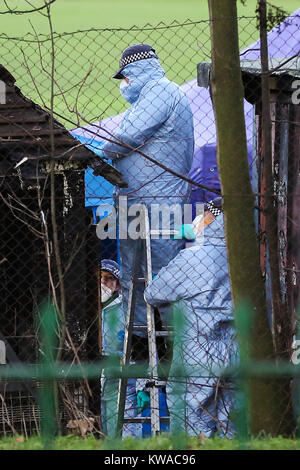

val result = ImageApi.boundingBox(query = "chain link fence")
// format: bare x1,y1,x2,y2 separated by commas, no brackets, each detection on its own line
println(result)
0,11,300,443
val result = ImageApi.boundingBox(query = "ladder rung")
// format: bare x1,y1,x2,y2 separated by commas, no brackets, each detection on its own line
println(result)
150,230,178,236
133,326,173,337
129,278,146,284
133,325,173,331
145,380,167,388
123,416,170,424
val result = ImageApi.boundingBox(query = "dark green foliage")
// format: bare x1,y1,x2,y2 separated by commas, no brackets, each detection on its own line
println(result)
256,2,290,31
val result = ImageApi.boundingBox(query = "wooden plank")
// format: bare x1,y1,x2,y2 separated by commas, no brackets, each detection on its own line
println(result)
0,135,77,146
0,112,48,124
287,105,300,321
0,102,33,109
0,127,65,138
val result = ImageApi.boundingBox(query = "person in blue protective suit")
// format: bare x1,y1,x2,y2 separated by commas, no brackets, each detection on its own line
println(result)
100,259,142,438
90,43,195,346
144,198,239,437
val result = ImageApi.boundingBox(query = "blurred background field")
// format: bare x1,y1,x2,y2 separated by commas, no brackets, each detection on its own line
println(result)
0,0,298,127
0,0,298,129
1,0,298,34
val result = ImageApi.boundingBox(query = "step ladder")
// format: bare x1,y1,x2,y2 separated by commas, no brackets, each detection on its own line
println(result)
115,205,170,437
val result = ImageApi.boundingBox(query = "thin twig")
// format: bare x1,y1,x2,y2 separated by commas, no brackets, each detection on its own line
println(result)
0,0,56,15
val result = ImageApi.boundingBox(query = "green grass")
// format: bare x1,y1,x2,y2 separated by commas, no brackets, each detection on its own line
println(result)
1,0,298,35
2,0,211,35
0,433,300,450
0,0,298,128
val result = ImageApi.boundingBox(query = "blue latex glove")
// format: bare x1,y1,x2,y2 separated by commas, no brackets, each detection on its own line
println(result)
173,224,195,240
137,390,150,413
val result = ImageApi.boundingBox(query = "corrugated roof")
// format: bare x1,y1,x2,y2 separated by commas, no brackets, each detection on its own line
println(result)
197,57,300,88
240,57,300,77
0,64,127,187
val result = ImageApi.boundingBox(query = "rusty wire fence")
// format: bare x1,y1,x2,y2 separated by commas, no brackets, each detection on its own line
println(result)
0,12,300,444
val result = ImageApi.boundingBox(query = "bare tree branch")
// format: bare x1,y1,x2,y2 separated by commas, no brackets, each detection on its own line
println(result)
0,0,56,15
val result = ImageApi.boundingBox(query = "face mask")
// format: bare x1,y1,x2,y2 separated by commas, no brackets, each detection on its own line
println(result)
120,79,129,91
119,79,133,103
101,284,113,303
119,78,141,104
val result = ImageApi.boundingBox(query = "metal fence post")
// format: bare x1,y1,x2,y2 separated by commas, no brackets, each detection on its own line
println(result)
39,302,59,449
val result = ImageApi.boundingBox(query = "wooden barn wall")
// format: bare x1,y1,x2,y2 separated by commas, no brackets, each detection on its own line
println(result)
255,86,300,348
287,104,300,327
0,176,49,363
0,170,100,434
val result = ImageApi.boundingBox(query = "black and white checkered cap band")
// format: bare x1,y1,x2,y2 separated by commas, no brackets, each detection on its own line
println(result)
206,201,221,217
101,264,120,279
110,266,120,278
120,51,158,68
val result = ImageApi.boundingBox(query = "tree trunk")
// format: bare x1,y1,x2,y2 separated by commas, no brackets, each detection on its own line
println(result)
208,0,293,436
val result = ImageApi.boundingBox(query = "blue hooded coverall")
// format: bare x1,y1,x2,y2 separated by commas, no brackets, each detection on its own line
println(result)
98,57,194,333
101,296,141,438
144,214,238,437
